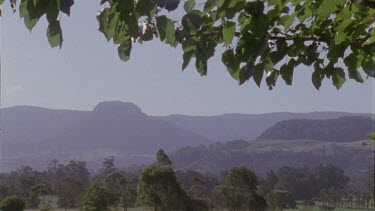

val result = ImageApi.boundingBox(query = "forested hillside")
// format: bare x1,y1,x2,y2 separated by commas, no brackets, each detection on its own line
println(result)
258,116,375,141
170,139,374,187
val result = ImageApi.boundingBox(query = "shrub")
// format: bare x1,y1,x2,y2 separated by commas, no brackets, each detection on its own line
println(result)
0,195,26,211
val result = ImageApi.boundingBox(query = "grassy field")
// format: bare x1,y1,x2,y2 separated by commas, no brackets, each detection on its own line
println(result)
26,209,150,211
285,206,373,211
27,208,373,211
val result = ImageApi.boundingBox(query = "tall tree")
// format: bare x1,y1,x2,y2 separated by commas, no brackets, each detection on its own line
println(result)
220,166,266,211
103,172,136,211
156,149,172,166
136,163,190,211
29,182,53,209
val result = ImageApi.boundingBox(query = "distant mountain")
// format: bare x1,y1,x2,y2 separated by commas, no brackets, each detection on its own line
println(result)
0,101,372,171
161,112,373,142
258,116,375,142
0,101,211,170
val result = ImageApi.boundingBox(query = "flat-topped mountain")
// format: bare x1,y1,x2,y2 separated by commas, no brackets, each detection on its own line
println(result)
0,101,210,170
0,101,372,170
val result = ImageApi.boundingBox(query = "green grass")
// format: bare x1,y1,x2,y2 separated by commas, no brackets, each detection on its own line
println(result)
26,208,149,211
285,206,373,211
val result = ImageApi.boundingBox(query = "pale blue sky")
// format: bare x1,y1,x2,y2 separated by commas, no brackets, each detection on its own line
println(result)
0,0,374,115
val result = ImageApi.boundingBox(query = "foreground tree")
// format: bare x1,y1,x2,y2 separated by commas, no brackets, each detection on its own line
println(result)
103,172,136,211
266,190,297,210
0,195,26,211
220,166,267,211
29,182,54,209
136,163,191,210
0,0,373,89
81,184,119,211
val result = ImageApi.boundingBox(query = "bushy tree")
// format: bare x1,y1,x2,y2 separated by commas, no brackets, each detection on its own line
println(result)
0,195,26,211
220,166,267,211
103,172,136,211
29,182,53,209
81,184,119,211
136,163,191,211
266,190,297,210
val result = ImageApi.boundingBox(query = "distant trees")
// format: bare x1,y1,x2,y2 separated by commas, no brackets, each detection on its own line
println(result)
313,164,349,191
46,160,90,210
0,154,371,211
274,166,317,200
263,165,350,201
319,188,374,209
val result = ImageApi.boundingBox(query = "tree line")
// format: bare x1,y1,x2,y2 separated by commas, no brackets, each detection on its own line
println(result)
0,149,373,211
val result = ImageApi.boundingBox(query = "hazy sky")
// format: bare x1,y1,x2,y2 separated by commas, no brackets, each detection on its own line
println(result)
0,0,374,116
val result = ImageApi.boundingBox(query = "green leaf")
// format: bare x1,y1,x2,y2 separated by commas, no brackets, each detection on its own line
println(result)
317,0,346,20
60,0,74,16
125,14,139,38
182,12,202,34
184,0,195,12
312,70,323,90
204,0,219,12
140,26,154,42
361,57,375,78
253,63,264,87
368,132,375,140
46,20,63,48
222,49,240,80
250,14,269,37
239,17,251,34
239,59,255,85
19,0,40,31
195,58,207,76
332,67,346,90
156,15,176,45
266,70,279,90
245,1,264,17
344,53,364,83
136,0,157,18
182,50,194,71
312,61,324,90
118,41,132,62
280,59,295,85
236,36,268,60
283,13,296,31
223,21,236,45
